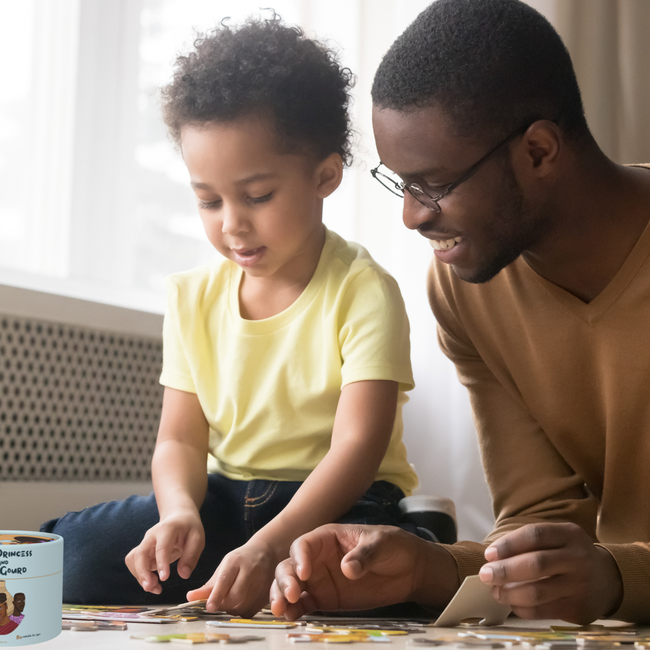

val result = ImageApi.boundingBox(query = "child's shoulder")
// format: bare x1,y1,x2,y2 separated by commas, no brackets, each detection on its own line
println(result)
164,257,234,300
325,229,397,287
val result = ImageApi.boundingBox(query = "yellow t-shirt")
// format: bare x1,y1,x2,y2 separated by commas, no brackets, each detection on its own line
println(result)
160,228,418,494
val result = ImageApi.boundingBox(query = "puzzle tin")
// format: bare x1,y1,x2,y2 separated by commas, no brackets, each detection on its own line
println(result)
0,531,63,646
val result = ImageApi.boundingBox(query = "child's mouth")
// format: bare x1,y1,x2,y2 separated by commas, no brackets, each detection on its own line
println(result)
232,246,266,266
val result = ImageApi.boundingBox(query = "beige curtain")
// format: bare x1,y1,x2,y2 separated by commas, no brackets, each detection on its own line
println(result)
554,0,650,164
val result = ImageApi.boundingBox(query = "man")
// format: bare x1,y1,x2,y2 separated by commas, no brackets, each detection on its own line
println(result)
9,593,25,625
270,0,650,625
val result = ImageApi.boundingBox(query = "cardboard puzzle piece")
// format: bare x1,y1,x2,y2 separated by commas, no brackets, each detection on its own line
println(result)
207,619,298,629
306,620,427,633
433,576,511,627
141,600,210,617
62,619,128,631
131,632,264,644
408,636,505,648
288,632,392,643
305,625,409,636
62,601,217,624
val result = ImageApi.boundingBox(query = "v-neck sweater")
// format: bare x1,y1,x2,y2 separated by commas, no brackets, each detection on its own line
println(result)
428,165,650,622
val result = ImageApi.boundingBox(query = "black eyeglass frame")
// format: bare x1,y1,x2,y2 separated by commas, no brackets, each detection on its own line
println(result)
370,122,533,213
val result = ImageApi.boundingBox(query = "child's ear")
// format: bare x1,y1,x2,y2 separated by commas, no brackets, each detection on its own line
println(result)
315,153,343,199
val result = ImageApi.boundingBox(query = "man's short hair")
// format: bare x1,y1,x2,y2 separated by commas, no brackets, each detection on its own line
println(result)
372,0,589,141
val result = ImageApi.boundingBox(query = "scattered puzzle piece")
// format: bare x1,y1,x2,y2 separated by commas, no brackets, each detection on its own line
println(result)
407,639,448,646
407,635,505,647
62,619,128,631
289,632,390,644
141,600,211,617
131,632,264,644
208,619,298,629
577,634,644,643
305,626,408,636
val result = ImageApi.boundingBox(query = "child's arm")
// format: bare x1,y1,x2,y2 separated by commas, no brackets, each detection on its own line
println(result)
125,386,210,594
188,378,399,615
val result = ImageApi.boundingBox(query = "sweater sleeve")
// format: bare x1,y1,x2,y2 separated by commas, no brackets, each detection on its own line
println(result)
596,544,650,623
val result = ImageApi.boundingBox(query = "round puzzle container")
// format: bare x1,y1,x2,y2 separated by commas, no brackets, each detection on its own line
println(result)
0,531,63,646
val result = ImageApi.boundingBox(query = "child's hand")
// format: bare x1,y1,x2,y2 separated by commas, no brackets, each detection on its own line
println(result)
187,538,279,617
125,510,205,594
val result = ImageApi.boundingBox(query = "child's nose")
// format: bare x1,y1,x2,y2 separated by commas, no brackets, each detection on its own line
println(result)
221,204,249,235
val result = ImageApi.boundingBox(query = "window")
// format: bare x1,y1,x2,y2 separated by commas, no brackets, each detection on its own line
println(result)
1,0,415,312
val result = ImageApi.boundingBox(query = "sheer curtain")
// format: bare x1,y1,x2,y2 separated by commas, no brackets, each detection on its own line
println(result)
1,0,649,541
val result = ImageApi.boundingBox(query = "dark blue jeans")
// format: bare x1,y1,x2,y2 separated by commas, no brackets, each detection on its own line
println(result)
40,474,408,605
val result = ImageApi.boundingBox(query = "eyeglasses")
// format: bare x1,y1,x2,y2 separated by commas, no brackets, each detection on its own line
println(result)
370,123,531,213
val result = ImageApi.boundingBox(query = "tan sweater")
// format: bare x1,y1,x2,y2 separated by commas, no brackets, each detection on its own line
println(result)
428,170,650,623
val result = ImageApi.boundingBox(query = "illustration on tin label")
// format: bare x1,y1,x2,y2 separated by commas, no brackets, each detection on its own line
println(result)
0,584,27,635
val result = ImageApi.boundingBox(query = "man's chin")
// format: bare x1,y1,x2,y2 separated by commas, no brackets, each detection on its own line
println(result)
451,245,525,284
451,263,502,285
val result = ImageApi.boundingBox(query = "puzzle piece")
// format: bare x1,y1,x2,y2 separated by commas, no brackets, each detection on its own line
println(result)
434,576,511,627
62,610,178,623
62,619,128,631
208,619,298,629
288,632,390,644
131,632,264,644
305,626,408,636
307,622,424,633
577,634,646,643
141,600,211,617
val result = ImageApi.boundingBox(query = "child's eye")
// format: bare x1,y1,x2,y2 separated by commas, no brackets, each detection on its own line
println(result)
198,199,222,210
249,192,273,205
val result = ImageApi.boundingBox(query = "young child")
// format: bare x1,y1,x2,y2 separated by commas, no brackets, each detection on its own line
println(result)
41,14,418,616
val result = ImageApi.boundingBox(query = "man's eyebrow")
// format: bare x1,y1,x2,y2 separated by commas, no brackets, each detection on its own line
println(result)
190,172,276,190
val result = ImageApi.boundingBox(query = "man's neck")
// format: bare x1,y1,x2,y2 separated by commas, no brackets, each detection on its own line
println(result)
522,150,650,303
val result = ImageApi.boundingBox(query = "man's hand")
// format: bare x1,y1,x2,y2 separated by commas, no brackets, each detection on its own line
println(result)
478,522,623,624
125,510,205,594
187,538,280,618
270,523,457,621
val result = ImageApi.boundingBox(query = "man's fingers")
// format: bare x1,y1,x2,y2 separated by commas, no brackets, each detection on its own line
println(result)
270,584,318,622
485,522,581,562
493,573,574,608
339,527,399,580
269,579,288,616
492,575,592,624
480,548,575,585
341,551,366,580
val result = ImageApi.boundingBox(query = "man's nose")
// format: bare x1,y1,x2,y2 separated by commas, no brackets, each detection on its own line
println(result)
402,193,435,231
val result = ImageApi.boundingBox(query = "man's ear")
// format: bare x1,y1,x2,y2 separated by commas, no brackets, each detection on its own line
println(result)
518,120,562,176
316,153,344,198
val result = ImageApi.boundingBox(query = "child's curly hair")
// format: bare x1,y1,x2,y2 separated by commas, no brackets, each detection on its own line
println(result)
161,13,355,166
